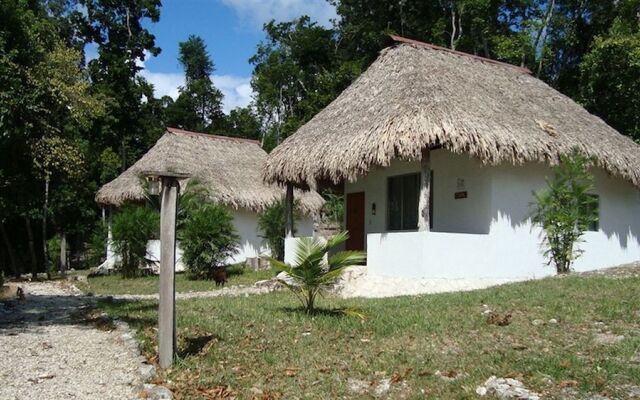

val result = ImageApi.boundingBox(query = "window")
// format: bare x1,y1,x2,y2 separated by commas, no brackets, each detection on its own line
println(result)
586,194,599,232
387,173,423,231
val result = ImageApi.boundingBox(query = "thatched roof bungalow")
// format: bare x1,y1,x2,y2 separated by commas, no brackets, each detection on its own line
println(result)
265,36,640,284
97,127,323,214
97,128,323,269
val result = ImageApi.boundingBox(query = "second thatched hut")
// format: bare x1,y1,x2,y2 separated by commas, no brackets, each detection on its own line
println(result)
96,127,324,272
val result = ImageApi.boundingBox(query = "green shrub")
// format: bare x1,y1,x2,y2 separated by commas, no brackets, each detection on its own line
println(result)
258,199,302,261
530,149,599,274
321,191,344,228
269,231,366,314
112,205,159,278
180,203,239,279
47,234,61,270
86,223,108,268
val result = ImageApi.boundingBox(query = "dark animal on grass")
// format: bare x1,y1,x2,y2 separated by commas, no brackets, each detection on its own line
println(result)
486,311,512,326
212,268,227,287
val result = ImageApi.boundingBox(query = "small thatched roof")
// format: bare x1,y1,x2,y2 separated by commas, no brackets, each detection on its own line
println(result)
264,36,640,189
96,128,324,214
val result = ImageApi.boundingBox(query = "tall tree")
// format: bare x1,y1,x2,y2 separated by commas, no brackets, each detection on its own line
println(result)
250,17,353,149
1,0,103,277
579,0,640,142
165,35,224,132
76,0,163,172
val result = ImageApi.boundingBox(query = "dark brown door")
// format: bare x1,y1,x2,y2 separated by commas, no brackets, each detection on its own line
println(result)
346,192,365,251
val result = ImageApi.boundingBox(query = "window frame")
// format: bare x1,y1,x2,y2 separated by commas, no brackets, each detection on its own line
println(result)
386,172,431,232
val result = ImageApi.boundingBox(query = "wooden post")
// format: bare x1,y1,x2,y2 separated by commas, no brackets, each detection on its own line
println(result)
60,232,67,276
418,148,431,232
158,177,179,369
285,182,294,238
106,208,114,264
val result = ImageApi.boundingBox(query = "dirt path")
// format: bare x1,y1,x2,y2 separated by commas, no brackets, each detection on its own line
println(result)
0,281,148,400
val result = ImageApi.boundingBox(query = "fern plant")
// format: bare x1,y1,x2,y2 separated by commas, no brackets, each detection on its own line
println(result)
268,232,366,314
530,149,599,274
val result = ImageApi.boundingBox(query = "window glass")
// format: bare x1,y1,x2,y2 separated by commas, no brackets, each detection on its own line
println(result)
387,173,420,231
586,194,599,232
387,176,403,231
402,174,419,230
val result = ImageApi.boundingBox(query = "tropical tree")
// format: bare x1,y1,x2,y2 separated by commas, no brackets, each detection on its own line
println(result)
530,149,599,274
579,10,640,143
165,35,224,132
180,203,239,279
258,199,301,261
269,232,366,313
111,205,159,278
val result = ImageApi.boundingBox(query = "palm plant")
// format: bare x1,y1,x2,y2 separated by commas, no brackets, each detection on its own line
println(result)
268,231,366,314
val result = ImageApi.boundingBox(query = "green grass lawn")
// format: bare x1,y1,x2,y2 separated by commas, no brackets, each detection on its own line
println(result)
79,265,274,295
97,272,640,399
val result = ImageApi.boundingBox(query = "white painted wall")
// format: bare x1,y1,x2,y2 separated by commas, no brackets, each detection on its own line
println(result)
332,151,640,279
345,151,493,248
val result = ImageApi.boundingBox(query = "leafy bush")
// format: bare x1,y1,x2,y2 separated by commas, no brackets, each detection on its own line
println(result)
112,205,159,278
321,190,344,228
180,203,240,279
47,234,61,270
269,232,366,313
530,149,599,274
86,223,108,268
258,199,302,261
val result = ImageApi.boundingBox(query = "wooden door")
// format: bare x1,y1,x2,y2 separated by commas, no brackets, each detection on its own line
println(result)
346,192,365,251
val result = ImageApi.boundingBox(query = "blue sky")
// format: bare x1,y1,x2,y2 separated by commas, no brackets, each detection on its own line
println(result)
137,0,337,112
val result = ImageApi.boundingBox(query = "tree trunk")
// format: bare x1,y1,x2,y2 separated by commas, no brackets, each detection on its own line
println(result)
285,183,294,238
0,223,19,277
418,148,432,232
60,231,67,277
25,217,38,280
42,175,50,279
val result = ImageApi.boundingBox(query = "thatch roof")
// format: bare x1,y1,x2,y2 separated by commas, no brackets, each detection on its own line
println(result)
96,128,324,214
264,36,640,189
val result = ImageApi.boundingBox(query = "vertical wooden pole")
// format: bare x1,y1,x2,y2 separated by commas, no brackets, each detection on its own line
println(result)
418,148,431,232
159,177,179,369
60,232,67,276
285,182,294,238
106,208,114,264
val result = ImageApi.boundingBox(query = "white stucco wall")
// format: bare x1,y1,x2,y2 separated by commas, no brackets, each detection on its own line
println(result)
345,151,493,245
342,151,640,279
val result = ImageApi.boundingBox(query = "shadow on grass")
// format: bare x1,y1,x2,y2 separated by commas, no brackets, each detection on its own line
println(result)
279,306,365,319
178,333,223,358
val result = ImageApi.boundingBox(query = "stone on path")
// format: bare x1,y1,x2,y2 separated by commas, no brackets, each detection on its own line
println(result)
593,333,625,345
476,376,541,400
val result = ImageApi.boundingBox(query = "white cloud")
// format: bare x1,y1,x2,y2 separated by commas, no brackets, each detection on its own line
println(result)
139,69,253,113
213,75,253,111
220,0,337,29
139,70,185,100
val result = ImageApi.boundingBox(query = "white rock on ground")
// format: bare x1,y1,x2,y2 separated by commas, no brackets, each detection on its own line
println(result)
0,281,151,400
476,376,541,400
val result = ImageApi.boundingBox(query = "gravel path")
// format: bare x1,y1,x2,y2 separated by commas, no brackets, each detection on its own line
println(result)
0,281,148,400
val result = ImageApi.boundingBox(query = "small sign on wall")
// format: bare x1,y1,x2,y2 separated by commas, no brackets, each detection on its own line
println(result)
454,191,468,199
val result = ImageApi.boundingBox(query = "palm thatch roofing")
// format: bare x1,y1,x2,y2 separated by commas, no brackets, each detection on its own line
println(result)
96,128,324,214
264,36,640,189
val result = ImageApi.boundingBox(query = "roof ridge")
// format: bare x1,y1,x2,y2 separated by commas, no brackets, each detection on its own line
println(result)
390,35,532,74
166,127,261,145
